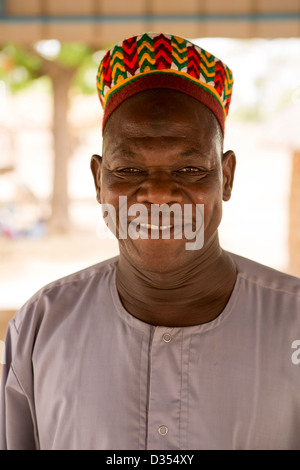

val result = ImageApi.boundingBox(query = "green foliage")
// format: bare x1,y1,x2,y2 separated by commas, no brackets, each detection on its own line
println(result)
230,106,263,122
0,41,100,95
0,43,43,92
57,43,92,68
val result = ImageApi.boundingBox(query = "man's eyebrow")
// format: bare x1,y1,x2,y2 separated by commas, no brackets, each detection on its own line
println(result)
108,149,138,159
179,148,210,159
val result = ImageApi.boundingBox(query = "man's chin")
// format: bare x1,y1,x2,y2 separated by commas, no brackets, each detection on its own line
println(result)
119,238,200,274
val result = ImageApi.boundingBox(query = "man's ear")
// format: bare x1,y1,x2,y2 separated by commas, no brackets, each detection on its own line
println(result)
90,154,102,203
222,150,236,201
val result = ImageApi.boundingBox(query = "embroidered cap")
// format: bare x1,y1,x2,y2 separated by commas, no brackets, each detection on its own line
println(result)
96,33,233,135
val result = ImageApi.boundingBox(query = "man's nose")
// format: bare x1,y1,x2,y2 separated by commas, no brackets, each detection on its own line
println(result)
136,170,183,205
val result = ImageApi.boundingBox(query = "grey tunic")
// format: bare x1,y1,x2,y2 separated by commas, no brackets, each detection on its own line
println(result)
1,252,300,450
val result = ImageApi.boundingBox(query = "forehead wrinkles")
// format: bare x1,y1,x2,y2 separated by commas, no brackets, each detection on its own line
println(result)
104,111,197,142
103,131,222,164
103,116,213,153
104,134,210,160
103,127,194,159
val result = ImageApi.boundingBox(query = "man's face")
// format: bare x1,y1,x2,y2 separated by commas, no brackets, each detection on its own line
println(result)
91,89,235,273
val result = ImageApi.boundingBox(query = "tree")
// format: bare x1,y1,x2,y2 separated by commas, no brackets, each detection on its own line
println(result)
0,42,96,233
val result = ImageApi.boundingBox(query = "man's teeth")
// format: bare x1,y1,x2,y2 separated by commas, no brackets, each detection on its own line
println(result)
140,223,173,230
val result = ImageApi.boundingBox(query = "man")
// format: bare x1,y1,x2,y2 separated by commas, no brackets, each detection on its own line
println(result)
1,33,300,450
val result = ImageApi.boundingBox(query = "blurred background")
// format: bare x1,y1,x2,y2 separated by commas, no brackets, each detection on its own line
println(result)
0,0,300,345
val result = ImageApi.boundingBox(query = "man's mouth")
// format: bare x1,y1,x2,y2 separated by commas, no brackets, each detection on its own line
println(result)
128,220,183,239
102,199,204,248
139,223,173,230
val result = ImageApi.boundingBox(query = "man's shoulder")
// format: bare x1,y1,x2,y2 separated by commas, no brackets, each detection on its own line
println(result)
35,255,119,297
43,255,119,290
13,256,119,331
228,251,300,298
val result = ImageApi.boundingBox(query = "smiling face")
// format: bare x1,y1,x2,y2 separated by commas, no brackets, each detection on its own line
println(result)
91,89,236,273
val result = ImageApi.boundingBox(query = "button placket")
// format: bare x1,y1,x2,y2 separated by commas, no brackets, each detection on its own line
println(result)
147,327,183,449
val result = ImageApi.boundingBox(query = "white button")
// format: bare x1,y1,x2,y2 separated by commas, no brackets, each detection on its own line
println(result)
162,333,172,343
158,425,169,436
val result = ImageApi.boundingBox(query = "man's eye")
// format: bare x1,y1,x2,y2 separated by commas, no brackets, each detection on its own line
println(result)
178,167,202,173
117,168,143,174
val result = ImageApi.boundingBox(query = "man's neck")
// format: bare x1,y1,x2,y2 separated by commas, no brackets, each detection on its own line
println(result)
116,234,237,327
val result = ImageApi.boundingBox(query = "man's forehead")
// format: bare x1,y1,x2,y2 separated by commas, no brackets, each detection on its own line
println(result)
103,105,222,161
103,89,222,146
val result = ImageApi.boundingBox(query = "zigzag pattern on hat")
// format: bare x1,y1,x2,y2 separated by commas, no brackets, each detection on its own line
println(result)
96,33,234,133
171,36,188,70
123,36,139,75
153,33,172,69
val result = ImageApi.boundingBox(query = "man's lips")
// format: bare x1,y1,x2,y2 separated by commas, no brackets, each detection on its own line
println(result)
126,219,196,239
138,223,173,230
130,222,177,239
126,217,197,227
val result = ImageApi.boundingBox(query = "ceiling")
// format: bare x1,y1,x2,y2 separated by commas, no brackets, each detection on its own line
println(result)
1,0,300,46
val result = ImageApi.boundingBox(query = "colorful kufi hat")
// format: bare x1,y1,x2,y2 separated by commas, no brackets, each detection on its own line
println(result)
96,33,233,135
